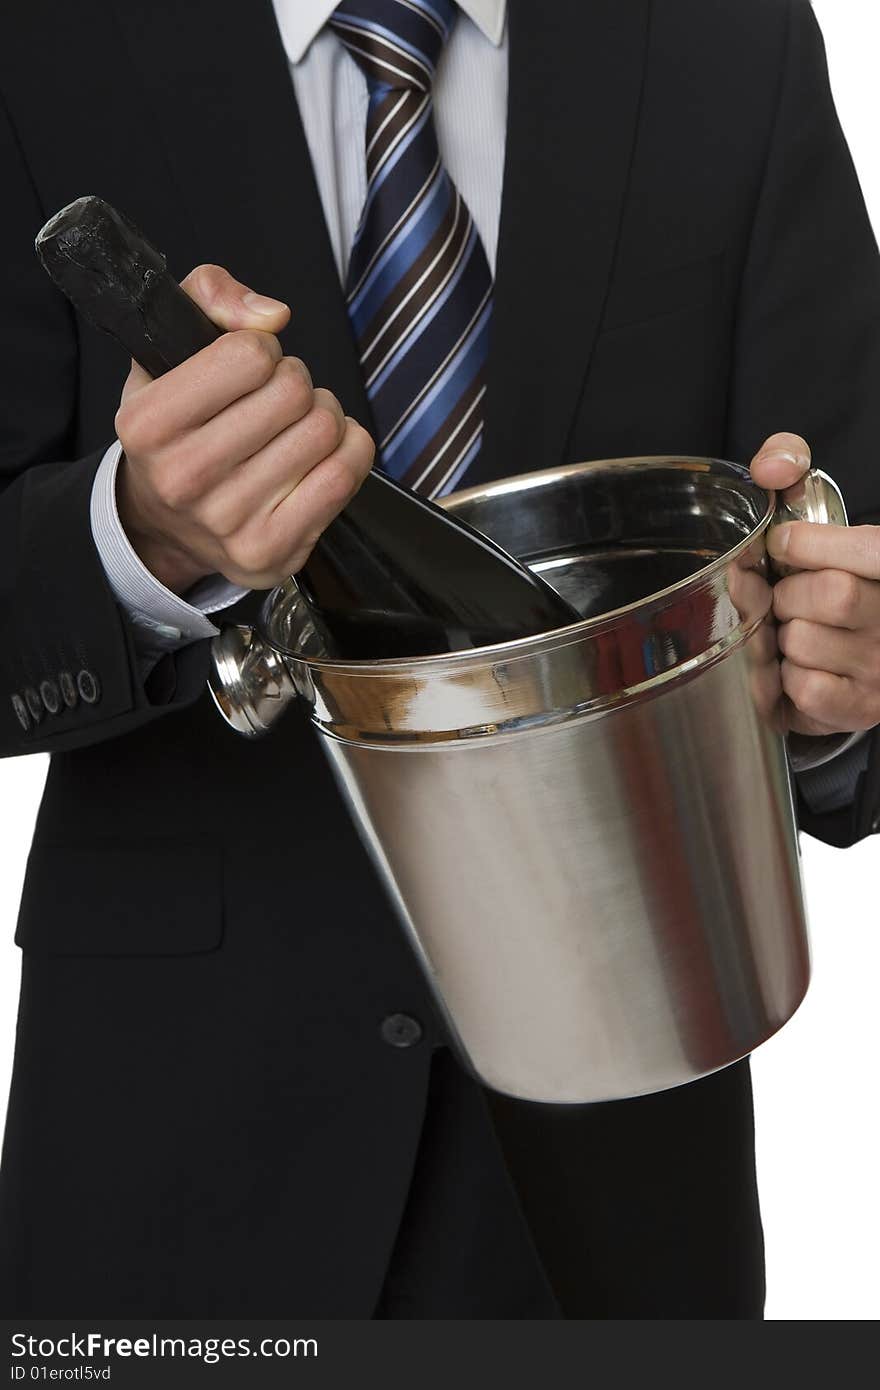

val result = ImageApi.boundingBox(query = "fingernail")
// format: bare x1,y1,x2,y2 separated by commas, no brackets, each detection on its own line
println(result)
242,290,288,317
760,450,802,468
769,524,791,554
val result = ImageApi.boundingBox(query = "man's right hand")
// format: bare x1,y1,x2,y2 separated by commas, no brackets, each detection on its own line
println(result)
114,263,375,595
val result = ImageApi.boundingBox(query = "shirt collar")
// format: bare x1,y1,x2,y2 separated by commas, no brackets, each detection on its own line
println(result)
274,0,507,65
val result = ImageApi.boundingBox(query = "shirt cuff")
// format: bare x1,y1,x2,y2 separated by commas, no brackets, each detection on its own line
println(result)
90,440,249,649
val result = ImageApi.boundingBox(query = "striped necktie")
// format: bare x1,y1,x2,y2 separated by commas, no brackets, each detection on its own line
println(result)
329,0,493,497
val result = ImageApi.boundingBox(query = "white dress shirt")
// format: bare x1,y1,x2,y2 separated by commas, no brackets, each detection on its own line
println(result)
89,0,509,656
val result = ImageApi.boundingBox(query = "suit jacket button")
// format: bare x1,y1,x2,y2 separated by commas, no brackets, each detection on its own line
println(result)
76,669,101,705
39,679,61,715
59,671,78,708
11,694,30,732
380,1013,423,1048
24,687,44,722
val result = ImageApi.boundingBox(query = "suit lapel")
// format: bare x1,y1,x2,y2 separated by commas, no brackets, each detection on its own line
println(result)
113,0,373,429
473,0,652,486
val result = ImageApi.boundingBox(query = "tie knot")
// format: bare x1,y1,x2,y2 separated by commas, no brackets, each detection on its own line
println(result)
329,0,456,93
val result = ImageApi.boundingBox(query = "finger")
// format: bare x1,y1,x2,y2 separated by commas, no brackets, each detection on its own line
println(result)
772,569,880,631
180,263,291,335
777,618,880,681
786,706,849,738
749,433,811,490
254,389,349,512
767,520,880,580
781,659,873,733
200,390,352,535
115,329,284,447
263,416,375,558
186,357,314,482
782,661,854,727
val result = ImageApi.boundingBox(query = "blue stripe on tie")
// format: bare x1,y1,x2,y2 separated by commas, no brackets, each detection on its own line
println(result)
367,219,478,392
347,161,444,316
382,298,491,462
350,174,451,332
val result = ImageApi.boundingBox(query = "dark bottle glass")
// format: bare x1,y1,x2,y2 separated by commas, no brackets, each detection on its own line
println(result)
36,197,579,658
295,470,578,659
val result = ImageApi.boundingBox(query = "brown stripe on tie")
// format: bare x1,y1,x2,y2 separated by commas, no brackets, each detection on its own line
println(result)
366,89,429,183
402,365,487,494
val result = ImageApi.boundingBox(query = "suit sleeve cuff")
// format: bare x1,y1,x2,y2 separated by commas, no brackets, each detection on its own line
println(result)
797,731,871,815
89,439,249,645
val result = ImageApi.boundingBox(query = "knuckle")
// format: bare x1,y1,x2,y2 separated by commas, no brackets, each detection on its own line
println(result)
782,618,810,664
324,455,362,511
795,670,829,717
286,355,313,390
829,570,860,623
227,329,279,380
274,357,313,414
770,585,788,621
188,263,226,303
115,398,157,455
153,439,225,510
200,501,238,542
152,458,198,511
350,420,377,473
309,400,345,454
224,531,269,577
159,434,225,509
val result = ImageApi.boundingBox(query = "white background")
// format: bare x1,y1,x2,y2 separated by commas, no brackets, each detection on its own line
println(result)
0,0,878,1322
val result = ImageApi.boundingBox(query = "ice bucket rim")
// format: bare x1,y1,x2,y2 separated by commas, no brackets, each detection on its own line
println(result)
258,455,774,676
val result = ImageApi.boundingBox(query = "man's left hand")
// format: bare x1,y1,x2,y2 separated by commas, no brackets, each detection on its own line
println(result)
751,432,880,737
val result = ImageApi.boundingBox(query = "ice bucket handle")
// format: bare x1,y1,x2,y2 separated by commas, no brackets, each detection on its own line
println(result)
767,468,859,773
767,467,849,576
208,622,298,738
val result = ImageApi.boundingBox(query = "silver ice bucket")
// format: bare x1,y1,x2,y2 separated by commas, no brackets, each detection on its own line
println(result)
210,457,849,1103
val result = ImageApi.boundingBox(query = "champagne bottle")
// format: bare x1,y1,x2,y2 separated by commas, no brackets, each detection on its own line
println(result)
36,198,579,659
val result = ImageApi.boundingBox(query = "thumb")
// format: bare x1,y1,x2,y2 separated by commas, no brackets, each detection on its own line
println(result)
119,263,291,403
750,432,812,490
180,262,291,335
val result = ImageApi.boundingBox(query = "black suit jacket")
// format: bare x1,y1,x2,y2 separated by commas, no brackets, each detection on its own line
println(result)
0,0,878,1315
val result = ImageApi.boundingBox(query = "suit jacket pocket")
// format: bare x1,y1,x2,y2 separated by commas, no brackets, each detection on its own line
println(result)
600,249,725,333
15,842,224,956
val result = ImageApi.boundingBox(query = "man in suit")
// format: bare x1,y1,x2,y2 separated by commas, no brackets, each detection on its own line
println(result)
1,0,879,1319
